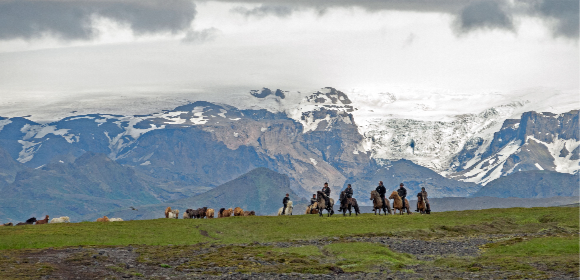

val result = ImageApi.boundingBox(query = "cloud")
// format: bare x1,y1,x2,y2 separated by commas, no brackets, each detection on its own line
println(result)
454,0,514,33
0,0,196,41
218,0,577,40
231,5,295,18
528,0,579,39
182,27,222,44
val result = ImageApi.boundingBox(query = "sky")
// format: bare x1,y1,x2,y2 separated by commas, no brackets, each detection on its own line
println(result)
0,0,578,121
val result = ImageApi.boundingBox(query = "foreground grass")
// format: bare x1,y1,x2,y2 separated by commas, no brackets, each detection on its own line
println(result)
0,207,578,278
0,207,577,250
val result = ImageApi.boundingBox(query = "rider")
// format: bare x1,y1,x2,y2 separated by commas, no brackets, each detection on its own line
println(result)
282,193,290,214
345,184,353,199
375,181,387,208
397,183,407,209
322,182,331,208
421,187,431,213
310,194,317,207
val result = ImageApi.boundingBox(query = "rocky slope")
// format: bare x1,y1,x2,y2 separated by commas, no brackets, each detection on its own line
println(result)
449,110,579,184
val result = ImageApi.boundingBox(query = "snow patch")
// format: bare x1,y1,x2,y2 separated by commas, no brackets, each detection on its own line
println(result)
310,158,318,166
140,161,151,166
534,163,544,170
17,140,42,163
0,119,12,132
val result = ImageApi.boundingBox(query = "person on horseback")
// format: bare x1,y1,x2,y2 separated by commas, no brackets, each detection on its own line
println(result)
376,181,387,208
345,184,353,199
282,193,290,215
310,194,317,207
322,182,331,208
421,187,431,213
397,183,407,209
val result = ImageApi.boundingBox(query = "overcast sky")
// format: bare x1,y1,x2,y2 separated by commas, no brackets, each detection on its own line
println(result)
0,0,577,120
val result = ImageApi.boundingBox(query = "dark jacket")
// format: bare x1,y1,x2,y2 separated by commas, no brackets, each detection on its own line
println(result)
397,187,407,198
310,198,317,205
283,197,290,204
345,187,353,197
322,186,331,197
376,185,386,196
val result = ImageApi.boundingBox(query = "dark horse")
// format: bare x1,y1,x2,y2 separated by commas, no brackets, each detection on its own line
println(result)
339,191,361,216
316,191,334,217
16,217,37,226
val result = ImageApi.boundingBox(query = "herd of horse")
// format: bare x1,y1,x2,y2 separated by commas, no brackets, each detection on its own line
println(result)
1,189,429,226
163,206,257,219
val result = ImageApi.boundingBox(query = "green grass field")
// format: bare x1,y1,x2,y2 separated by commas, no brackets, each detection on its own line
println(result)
0,207,578,278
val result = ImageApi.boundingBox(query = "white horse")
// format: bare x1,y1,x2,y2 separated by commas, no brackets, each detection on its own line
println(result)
277,201,293,216
109,218,124,222
168,209,179,219
50,216,70,223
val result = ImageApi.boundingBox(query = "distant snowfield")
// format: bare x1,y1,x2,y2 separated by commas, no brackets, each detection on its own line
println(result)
0,86,576,123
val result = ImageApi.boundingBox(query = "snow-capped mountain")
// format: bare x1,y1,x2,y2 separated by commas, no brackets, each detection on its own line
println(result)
449,110,579,184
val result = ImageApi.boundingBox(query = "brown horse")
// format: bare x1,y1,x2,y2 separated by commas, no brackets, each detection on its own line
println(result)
206,208,215,218
416,192,427,214
96,216,110,222
339,191,360,216
165,207,172,218
316,191,334,217
35,215,49,225
389,191,412,215
370,190,392,215
305,203,319,214
233,207,244,216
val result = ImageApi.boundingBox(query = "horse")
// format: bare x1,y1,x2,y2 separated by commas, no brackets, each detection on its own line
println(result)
206,208,215,218
234,207,244,216
50,216,70,223
1,223,13,226
339,191,360,216
370,190,392,215
416,192,427,214
168,209,179,219
16,217,36,226
109,218,123,222
96,216,110,222
389,191,412,215
165,207,172,218
316,191,334,217
183,209,194,219
198,207,208,218
243,210,256,216
219,208,233,218
277,201,293,216
305,203,319,214
35,215,49,225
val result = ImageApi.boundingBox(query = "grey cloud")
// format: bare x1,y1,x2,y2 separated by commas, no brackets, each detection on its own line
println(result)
528,0,579,39
455,0,514,33
219,0,577,40
231,5,295,18
182,27,221,44
0,0,196,41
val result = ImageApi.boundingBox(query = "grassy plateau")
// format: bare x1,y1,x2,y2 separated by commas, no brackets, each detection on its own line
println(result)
0,206,578,279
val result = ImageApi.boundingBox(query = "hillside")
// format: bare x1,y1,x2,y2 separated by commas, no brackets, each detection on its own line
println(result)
93,167,306,220
0,152,171,222
349,159,480,206
472,170,580,198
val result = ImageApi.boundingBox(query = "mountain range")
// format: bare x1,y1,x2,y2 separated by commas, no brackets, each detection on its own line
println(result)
0,88,577,221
